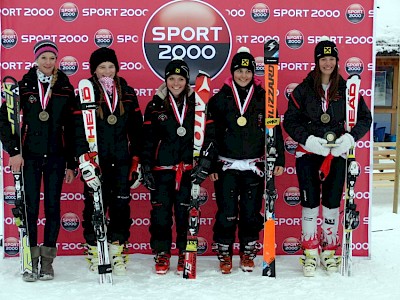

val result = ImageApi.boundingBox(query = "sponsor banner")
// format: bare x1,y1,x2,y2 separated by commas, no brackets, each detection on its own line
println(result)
1,0,373,257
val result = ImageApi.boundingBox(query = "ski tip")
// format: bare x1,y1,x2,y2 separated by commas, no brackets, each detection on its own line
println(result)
347,74,361,80
197,70,211,78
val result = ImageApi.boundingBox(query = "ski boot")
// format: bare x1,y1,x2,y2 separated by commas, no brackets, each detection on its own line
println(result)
109,242,128,276
154,252,171,275
213,243,232,274
300,248,318,277
239,241,260,272
84,244,99,272
320,250,341,272
176,251,185,275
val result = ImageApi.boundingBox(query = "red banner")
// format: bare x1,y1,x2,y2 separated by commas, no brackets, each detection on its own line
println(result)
1,0,374,257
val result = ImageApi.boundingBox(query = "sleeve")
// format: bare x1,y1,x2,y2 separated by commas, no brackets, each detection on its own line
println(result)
200,94,218,161
71,91,90,160
283,84,310,145
140,98,158,167
125,86,143,158
61,80,80,170
349,95,372,141
274,117,285,167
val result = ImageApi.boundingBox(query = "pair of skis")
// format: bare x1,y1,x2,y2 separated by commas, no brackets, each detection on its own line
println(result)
262,40,280,277
2,76,34,281
341,74,361,276
78,80,113,284
183,71,211,279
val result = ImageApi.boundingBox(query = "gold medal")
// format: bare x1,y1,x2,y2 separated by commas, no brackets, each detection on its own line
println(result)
237,116,247,126
177,126,186,137
321,113,330,123
107,114,117,125
39,111,49,121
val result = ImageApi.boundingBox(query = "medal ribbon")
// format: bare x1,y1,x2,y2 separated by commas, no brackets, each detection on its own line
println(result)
100,82,118,114
169,93,187,126
37,78,52,110
231,80,254,117
321,82,331,113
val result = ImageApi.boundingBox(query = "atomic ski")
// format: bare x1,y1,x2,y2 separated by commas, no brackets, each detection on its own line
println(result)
340,74,361,277
262,39,280,277
79,79,113,284
183,71,211,279
2,76,34,281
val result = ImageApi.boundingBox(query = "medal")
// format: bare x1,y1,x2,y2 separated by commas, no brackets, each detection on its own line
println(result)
237,116,247,126
107,114,117,125
39,111,49,121
321,113,330,123
324,131,337,147
232,79,254,128
177,126,186,137
169,93,188,137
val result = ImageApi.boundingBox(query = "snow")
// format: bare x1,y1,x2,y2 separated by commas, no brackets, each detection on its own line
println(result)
0,184,399,300
375,0,400,53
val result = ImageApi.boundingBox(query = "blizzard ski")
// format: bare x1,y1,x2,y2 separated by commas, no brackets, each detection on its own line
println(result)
340,74,361,277
183,71,211,279
2,76,34,281
78,79,112,284
262,39,280,277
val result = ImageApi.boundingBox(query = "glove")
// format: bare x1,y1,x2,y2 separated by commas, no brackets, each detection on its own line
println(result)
331,133,355,157
141,164,155,191
129,156,142,189
303,135,330,156
191,157,211,185
79,152,101,191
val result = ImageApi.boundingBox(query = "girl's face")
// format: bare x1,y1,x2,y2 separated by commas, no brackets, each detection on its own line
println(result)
36,52,57,76
94,61,116,79
233,68,253,88
319,56,337,78
166,74,187,98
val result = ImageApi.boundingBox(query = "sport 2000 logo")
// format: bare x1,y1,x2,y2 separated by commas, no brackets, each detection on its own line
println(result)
142,0,232,85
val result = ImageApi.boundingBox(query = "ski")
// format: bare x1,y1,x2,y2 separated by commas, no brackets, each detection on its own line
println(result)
78,79,113,284
2,76,34,281
340,74,361,277
262,39,280,277
183,71,211,279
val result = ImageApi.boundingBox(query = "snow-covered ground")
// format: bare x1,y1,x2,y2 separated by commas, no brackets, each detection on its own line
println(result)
0,183,399,300
375,0,400,53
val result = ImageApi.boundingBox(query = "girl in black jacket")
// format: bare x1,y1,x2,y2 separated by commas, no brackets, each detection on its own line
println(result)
141,58,195,275
0,40,76,281
74,47,143,276
283,37,372,276
194,47,285,274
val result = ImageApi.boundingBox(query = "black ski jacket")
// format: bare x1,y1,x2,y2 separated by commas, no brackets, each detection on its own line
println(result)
141,83,195,167
74,76,143,164
202,77,285,167
283,72,372,145
0,67,76,169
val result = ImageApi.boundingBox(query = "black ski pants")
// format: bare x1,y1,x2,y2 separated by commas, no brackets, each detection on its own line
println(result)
213,169,264,249
24,155,66,247
82,162,132,245
149,170,191,253
296,154,346,209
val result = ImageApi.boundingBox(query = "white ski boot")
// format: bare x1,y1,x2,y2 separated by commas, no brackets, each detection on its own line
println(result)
300,249,318,277
84,244,98,272
109,243,128,276
320,250,341,272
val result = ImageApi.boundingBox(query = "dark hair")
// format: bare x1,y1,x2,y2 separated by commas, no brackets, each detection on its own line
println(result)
92,74,124,119
313,60,340,101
